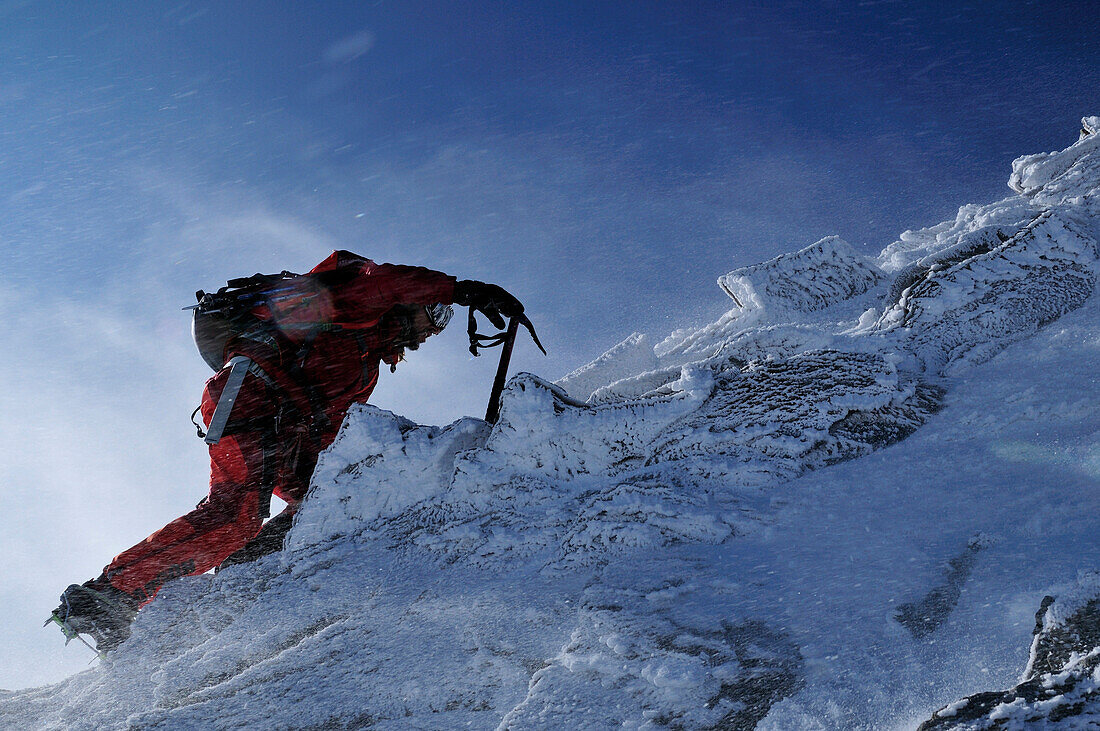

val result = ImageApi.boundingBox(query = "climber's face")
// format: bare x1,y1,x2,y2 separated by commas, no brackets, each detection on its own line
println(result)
409,306,444,344
391,305,444,350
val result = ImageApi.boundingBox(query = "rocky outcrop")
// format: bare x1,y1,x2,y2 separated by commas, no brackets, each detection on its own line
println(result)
876,208,1098,375
920,574,1100,730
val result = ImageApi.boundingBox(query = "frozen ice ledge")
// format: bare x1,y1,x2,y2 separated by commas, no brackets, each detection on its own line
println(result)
3,117,1099,729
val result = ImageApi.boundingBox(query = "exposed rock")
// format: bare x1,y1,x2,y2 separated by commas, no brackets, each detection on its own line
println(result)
895,535,991,639
1027,596,1100,680
919,575,1100,729
877,208,1098,375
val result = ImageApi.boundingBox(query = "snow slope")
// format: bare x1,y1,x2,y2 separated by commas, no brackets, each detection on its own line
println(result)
3,118,1099,729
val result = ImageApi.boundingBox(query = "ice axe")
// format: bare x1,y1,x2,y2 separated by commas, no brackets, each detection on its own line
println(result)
467,310,546,424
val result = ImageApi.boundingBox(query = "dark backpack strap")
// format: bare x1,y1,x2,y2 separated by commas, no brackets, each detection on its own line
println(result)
227,323,332,446
284,326,333,444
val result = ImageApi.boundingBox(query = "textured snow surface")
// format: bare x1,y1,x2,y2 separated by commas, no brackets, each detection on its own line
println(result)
716,235,884,322
555,332,659,402
4,120,1100,729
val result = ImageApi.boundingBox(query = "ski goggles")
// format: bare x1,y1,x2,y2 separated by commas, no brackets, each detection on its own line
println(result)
426,303,454,331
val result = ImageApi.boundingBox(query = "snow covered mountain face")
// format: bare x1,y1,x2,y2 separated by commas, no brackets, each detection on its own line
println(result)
4,118,1100,729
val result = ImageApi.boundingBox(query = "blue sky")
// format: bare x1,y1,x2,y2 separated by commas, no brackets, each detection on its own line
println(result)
1,0,1096,689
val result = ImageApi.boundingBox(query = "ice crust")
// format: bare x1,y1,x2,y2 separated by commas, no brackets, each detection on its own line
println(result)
555,332,659,403
4,119,1100,729
716,235,884,321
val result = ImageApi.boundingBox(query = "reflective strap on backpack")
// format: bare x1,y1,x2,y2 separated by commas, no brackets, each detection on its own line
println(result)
204,356,253,446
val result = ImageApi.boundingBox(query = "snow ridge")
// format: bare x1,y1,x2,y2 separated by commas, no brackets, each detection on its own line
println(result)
717,235,883,321
4,118,1100,730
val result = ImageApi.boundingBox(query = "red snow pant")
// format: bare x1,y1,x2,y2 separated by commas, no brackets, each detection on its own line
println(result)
100,365,323,607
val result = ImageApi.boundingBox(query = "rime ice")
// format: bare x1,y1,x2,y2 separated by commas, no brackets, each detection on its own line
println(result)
4,119,1100,729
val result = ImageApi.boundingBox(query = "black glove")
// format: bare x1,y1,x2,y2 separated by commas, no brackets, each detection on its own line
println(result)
453,280,524,329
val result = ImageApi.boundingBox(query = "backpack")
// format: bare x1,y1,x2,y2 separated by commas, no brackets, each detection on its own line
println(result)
187,268,356,371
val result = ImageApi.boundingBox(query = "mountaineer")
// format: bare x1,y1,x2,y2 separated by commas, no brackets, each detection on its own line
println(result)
50,250,533,652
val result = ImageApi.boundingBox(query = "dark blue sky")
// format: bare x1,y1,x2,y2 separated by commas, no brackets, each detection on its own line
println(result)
5,2,1097,353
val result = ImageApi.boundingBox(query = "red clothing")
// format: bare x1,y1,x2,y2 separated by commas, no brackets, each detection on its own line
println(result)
231,252,455,444
101,252,456,606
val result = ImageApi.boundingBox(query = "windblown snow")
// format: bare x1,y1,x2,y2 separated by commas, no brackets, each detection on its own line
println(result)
4,119,1100,729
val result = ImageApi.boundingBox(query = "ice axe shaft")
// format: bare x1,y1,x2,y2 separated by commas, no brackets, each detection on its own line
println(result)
485,317,520,424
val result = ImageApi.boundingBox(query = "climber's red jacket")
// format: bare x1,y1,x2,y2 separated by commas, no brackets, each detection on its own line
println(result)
100,251,457,605
231,250,457,445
